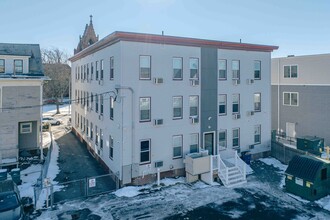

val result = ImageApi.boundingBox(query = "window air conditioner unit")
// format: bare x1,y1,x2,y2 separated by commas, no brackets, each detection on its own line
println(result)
247,111,254,116
153,119,164,126
249,144,255,150
190,117,199,124
155,161,164,168
99,114,103,121
232,79,240,85
153,77,164,84
246,79,254,84
99,80,104,85
232,114,241,120
190,79,199,86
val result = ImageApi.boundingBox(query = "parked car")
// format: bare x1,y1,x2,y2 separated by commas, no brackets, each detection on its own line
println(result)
42,117,62,125
0,180,23,220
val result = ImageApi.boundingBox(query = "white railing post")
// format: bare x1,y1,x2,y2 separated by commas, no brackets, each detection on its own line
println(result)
225,167,228,185
243,163,246,180
235,151,238,167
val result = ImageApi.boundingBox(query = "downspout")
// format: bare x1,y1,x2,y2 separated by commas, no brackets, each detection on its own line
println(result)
277,59,280,132
40,81,44,161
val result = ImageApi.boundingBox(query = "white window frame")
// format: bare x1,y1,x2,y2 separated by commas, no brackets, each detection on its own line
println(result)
219,94,227,115
14,59,23,73
0,59,5,73
232,94,240,114
232,128,240,148
173,96,183,119
110,96,114,120
189,58,199,79
254,125,261,144
232,60,240,80
173,57,183,80
172,135,183,159
218,59,227,80
100,59,104,81
284,65,298,78
110,56,114,80
254,93,261,112
218,129,227,150
139,97,151,122
109,135,114,159
254,60,261,80
189,95,199,118
283,92,299,106
190,133,199,153
95,61,99,80
140,139,151,164
20,122,32,134
139,55,151,80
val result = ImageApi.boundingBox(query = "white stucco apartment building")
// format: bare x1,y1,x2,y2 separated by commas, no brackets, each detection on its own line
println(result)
70,30,278,185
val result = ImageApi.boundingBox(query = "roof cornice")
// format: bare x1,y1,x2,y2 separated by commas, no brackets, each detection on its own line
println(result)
70,31,278,62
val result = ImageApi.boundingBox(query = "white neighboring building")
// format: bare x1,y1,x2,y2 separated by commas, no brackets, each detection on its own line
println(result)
70,24,278,185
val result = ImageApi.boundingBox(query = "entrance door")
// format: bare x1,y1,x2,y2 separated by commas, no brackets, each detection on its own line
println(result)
204,132,214,155
286,122,296,138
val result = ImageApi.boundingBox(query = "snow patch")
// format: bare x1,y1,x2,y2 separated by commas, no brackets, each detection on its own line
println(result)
258,157,288,173
316,195,330,211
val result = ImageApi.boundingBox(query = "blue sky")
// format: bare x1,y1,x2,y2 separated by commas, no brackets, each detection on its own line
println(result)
1,0,329,58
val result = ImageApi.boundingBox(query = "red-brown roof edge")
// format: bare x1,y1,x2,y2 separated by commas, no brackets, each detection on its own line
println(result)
70,31,278,62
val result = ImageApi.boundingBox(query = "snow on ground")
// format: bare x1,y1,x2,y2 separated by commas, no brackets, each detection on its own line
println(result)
317,195,330,211
18,164,42,199
36,140,63,209
42,132,51,149
258,157,288,173
43,103,70,115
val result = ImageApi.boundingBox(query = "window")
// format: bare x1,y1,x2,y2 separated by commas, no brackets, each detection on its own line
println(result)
233,128,240,147
284,65,298,78
254,125,261,144
173,135,183,158
100,129,103,149
100,60,104,80
83,91,86,106
83,117,85,132
110,96,114,120
232,94,240,114
91,62,94,80
87,63,89,80
84,65,86,80
173,57,183,80
219,94,227,115
95,125,99,145
109,135,114,159
173,96,183,119
100,95,104,115
80,66,83,79
77,66,80,80
91,92,94,109
139,97,151,122
190,133,199,153
20,122,32,134
232,60,240,79
90,122,94,140
96,61,99,80
283,92,298,106
86,119,89,136
189,96,199,117
14,60,23,73
254,61,261,79
95,94,99,113
110,57,114,80
140,55,151,79
86,92,89,108
218,59,227,80
0,59,4,73
140,139,150,163
254,93,261,112
80,115,83,130
219,129,227,149
189,58,199,79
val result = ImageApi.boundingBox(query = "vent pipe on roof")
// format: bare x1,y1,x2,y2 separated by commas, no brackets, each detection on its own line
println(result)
288,55,295,57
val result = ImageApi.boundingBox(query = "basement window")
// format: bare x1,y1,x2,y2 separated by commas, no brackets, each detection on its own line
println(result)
20,122,32,134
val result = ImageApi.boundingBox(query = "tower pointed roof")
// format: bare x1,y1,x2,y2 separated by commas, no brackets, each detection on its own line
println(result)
74,15,99,54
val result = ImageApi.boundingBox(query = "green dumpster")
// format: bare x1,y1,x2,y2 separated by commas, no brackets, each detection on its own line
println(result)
0,169,8,181
10,168,21,185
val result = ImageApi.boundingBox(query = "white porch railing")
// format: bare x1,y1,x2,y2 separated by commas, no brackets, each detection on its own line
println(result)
234,151,246,181
217,155,229,186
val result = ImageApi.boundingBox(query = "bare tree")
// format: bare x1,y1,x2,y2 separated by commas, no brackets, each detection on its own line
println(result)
42,48,71,114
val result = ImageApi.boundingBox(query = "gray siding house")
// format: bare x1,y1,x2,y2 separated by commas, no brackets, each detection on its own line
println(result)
271,54,330,146
0,43,45,168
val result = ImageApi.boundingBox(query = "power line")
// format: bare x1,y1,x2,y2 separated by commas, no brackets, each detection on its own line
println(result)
0,90,117,111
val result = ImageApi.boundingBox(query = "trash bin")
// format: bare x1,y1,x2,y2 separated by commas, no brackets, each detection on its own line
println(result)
241,151,252,165
0,169,8,181
10,168,21,185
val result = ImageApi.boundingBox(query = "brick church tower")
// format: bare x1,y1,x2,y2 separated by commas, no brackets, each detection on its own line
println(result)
74,15,99,54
